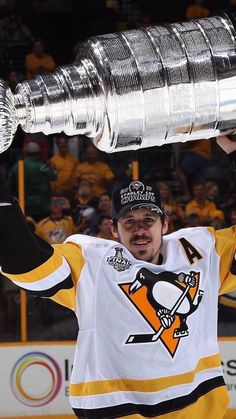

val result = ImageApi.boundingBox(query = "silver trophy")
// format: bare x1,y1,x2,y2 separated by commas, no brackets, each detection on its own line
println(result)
1,12,236,154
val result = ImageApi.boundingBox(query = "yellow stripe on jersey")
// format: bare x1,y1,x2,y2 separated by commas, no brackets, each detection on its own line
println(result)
118,387,229,419
1,241,85,311
2,246,64,283
1,242,84,286
50,287,76,311
70,353,221,396
208,226,236,295
53,242,85,287
49,242,85,309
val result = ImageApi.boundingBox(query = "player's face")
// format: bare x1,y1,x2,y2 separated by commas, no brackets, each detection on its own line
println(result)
111,208,168,263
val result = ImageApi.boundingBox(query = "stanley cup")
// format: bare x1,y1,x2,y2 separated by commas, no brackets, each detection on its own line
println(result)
1,12,236,154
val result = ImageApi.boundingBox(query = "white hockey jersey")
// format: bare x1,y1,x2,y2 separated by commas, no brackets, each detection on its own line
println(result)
2,225,236,419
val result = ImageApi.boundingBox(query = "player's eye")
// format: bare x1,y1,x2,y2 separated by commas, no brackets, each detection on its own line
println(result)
144,217,155,224
124,218,134,225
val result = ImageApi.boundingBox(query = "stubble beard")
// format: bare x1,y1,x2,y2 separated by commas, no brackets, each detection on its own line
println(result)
118,233,163,264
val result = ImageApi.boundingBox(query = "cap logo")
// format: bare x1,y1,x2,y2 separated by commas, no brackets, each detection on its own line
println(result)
129,181,145,193
120,181,156,205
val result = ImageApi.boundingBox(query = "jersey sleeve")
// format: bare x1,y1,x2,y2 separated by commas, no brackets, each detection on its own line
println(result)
0,202,85,310
208,226,236,295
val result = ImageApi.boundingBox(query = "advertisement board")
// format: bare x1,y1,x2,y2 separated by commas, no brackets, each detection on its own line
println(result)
0,340,235,418
219,339,236,410
0,343,75,417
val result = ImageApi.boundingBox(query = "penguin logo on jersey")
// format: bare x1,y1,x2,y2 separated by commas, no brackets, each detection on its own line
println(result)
106,247,132,272
119,268,204,357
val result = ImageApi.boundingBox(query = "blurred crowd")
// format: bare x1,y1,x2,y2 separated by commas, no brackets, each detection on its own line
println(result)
1,0,235,80
3,132,236,243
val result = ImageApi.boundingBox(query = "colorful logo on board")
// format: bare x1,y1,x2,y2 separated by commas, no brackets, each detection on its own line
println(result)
10,351,62,407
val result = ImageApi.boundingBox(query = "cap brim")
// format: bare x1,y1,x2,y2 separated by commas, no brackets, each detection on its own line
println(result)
115,203,163,220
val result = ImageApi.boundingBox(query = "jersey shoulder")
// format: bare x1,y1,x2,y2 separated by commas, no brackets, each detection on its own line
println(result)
163,226,213,242
65,234,119,251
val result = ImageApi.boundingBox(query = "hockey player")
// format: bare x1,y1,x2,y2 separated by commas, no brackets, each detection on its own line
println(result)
0,136,235,419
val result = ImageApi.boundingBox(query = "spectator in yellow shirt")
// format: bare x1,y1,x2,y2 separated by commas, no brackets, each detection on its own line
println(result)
25,38,56,79
50,135,79,197
185,181,225,225
36,196,77,244
73,142,114,197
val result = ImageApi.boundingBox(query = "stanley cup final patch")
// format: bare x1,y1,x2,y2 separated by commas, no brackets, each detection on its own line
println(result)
106,247,132,272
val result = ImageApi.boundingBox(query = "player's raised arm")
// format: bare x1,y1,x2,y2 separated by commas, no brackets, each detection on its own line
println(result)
0,169,84,310
0,167,53,274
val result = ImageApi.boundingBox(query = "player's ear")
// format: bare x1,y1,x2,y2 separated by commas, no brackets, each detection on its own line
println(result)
110,219,119,239
162,215,169,235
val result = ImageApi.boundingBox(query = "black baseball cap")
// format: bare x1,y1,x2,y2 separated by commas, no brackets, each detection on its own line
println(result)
112,180,164,221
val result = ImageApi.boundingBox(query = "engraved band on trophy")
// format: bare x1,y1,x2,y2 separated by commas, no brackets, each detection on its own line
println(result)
1,12,236,154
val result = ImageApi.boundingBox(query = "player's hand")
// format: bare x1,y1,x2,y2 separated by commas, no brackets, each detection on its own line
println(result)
216,135,236,154
184,272,196,287
157,309,175,328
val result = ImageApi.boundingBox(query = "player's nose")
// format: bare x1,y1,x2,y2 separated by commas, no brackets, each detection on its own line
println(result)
133,221,148,233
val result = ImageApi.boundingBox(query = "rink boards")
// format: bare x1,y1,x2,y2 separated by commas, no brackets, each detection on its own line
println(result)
0,339,235,418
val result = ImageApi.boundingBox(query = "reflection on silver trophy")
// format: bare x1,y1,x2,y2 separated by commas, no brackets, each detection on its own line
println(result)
1,12,236,154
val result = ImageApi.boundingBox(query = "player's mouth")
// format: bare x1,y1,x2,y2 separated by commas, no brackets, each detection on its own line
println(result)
131,238,151,249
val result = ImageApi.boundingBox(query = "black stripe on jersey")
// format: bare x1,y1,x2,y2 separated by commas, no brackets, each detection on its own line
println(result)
19,274,74,298
0,202,53,274
73,376,225,419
